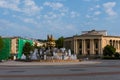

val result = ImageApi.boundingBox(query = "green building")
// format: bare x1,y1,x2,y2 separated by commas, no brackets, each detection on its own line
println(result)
0,38,11,60
17,38,33,59
0,37,33,60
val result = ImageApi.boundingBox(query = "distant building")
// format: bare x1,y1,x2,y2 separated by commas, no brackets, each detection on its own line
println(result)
33,40,46,47
64,30,120,57
10,37,33,60
0,37,33,60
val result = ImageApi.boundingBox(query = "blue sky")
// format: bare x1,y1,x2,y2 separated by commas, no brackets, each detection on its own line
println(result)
0,0,120,39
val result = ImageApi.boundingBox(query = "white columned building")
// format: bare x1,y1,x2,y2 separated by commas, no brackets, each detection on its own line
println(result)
64,30,120,57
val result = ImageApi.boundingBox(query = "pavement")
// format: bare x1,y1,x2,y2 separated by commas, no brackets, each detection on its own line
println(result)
0,60,101,66
1,60,120,80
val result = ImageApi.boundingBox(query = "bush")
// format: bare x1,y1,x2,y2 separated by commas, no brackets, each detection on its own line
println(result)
102,56,115,59
114,52,120,59
103,45,116,57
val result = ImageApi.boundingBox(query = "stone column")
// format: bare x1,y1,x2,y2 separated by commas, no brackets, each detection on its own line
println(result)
117,40,119,50
118,41,119,49
117,41,118,49
73,39,78,54
84,39,86,55
82,39,86,55
116,41,118,50
98,39,102,55
114,40,116,49
82,39,84,54
118,41,120,50
98,39,101,54
119,41,120,52
75,39,78,54
119,41,120,49
90,39,94,55
73,39,76,54
112,40,113,46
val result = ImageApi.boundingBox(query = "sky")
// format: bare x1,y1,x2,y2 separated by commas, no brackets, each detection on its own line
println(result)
0,0,120,39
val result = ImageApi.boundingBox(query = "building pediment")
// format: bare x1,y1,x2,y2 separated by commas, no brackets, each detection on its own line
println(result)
81,30,107,36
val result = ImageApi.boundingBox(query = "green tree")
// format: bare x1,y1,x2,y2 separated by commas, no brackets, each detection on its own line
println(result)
0,36,4,51
56,36,64,48
103,45,116,57
22,42,33,60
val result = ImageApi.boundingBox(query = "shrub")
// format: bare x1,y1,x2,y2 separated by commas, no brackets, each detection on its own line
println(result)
103,45,116,57
114,52,120,59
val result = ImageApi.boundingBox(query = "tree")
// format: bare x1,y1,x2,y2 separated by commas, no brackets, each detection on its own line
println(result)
56,36,64,48
103,45,116,57
0,36,4,51
22,42,33,60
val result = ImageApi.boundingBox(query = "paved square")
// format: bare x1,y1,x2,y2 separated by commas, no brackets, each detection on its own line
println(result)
0,60,120,80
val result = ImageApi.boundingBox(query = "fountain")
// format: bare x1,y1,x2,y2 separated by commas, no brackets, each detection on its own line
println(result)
68,49,71,56
21,54,26,59
31,49,38,60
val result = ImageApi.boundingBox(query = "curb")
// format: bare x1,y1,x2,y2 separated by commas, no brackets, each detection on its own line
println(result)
0,61,101,66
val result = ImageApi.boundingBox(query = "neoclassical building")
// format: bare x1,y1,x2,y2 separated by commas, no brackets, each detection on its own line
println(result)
64,30,120,56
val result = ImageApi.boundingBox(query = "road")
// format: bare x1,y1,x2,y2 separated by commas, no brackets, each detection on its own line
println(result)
0,60,120,80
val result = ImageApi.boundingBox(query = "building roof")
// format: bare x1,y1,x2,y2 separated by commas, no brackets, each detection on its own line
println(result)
81,30,107,36
64,30,120,40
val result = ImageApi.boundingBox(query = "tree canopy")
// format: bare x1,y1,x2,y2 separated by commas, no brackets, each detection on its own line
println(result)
56,36,64,48
22,42,33,59
0,36,4,51
103,45,116,56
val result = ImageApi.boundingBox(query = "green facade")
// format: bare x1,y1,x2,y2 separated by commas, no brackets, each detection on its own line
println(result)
17,38,33,59
0,38,11,60
0,37,33,60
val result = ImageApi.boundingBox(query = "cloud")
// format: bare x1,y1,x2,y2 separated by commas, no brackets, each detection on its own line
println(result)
89,8,94,11
0,0,20,11
23,18,37,24
44,12,58,19
96,5,100,8
43,1,79,19
43,1,69,13
0,0,42,15
22,0,42,15
0,19,33,37
0,0,81,39
87,5,101,19
89,5,100,11
86,15,91,18
103,2,117,16
70,11,80,18
43,1,70,19
44,2,63,10
94,11,101,15
12,15,38,25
